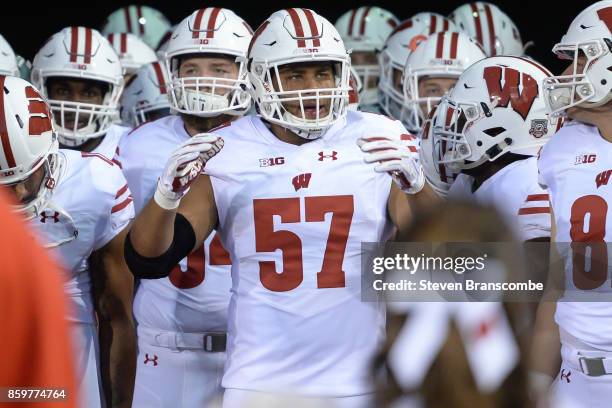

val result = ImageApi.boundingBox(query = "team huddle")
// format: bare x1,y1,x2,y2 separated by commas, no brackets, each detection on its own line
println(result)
0,1,610,407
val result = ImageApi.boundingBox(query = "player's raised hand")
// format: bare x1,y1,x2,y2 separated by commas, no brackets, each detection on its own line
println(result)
357,133,425,195
154,133,224,210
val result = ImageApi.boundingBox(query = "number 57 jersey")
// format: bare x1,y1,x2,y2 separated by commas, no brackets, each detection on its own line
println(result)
205,111,398,397
538,120,612,350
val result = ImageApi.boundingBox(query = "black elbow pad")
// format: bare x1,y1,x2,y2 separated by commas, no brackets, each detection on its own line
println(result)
124,213,197,279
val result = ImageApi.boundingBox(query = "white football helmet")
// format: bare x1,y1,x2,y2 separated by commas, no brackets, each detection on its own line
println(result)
432,56,562,172
247,8,351,140
379,13,456,121
101,5,172,49
348,65,363,111
106,32,157,75
419,109,457,197
403,31,486,133
0,75,59,220
31,27,124,147
335,7,399,106
542,0,612,117
450,2,523,57
121,61,170,127
163,8,252,118
0,34,19,77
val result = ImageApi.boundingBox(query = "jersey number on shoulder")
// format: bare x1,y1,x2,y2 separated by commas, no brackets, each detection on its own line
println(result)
253,195,354,292
570,195,608,290
169,233,231,289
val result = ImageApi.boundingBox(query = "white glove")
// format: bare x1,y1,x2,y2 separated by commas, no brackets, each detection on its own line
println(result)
357,134,425,194
154,133,224,210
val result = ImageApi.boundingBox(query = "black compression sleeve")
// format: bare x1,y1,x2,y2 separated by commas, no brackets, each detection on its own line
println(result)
124,213,197,279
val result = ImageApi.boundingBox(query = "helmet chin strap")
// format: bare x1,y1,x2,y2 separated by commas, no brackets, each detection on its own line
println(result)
182,89,230,114
281,110,333,140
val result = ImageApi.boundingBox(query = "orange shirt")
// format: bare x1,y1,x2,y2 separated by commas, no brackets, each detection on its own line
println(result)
0,188,77,407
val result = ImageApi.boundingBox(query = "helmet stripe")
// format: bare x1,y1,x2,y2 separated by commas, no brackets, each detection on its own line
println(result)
435,32,445,59
450,32,459,59
123,7,133,33
152,62,167,94
359,7,372,36
348,8,357,36
429,15,437,35
136,6,145,35
70,26,78,63
84,28,93,64
207,7,221,38
483,3,496,56
302,9,320,47
287,8,306,48
192,9,206,39
0,77,16,169
120,33,127,54
242,21,254,35
470,3,484,50
443,18,449,31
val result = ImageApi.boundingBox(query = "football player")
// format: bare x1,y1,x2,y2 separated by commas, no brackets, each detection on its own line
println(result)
116,8,250,407
335,7,399,110
0,75,136,407
106,32,157,82
378,13,455,121
119,61,171,127
101,5,172,50
430,56,560,242
450,2,524,57
532,1,612,406
31,27,129,158
402,31,486,135
124,8,433,408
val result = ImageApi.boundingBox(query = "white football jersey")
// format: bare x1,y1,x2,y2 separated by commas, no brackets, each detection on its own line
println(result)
118,115,232,333
32,149,134,324
205,111,396,396
448,157,551,241
538,121,612,350
93,123,131,160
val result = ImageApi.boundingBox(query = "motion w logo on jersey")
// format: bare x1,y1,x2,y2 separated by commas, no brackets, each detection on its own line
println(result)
292,173,312,191
483,66,538,120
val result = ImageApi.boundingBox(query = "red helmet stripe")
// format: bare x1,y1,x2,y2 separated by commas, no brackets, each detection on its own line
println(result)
120,33,128,54
435,32,445,59
359,7,372,35
206,8,221,38
123,7,133,33
70,26,78,63
107,33,115,47
303,9,320,47
470,3,484,50
84,28,93,64
449,32,459,59
136,5,145,35
443,19,449,31
348,9,358,36
483,3,496,56
0,77,16,169
287,8,306,48
152,62,167,94
248,20,270,56
192,9,206,39
429,15,437,35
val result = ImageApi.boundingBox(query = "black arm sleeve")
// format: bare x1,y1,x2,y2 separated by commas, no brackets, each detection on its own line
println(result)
124,213,197,279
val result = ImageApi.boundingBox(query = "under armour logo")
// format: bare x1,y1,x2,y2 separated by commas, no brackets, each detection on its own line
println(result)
144,353,158,366
40,211,60,224
560,369,571,383
318,151,338,161
292,173,312,191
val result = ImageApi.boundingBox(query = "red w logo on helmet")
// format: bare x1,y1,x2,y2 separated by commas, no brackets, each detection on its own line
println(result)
483,66,538,121
25,87,53,136
597,7,612,31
